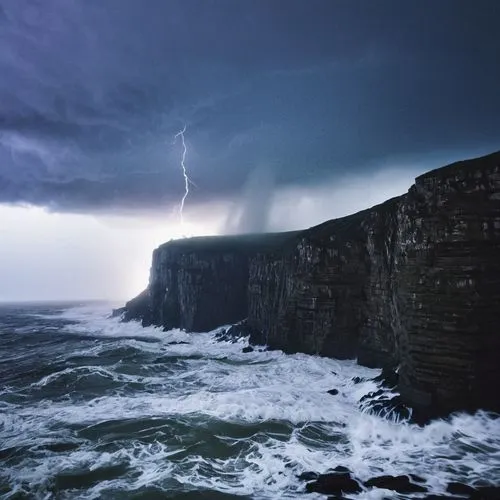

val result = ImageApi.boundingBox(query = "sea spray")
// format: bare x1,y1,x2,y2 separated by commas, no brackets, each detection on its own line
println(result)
1,303,499,498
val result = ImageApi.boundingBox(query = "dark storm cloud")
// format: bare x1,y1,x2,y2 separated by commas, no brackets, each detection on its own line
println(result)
1,0,499,213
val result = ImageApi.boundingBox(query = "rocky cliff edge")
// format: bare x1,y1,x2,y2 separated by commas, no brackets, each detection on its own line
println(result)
123,151,500,419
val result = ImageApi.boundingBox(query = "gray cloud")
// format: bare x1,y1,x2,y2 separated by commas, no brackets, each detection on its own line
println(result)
0,0,499,214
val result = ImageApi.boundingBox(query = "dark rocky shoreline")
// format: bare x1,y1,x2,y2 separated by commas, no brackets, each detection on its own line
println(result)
122,151,500,422
297,467,500,499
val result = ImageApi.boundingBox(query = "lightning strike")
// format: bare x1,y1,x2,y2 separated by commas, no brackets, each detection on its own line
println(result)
173,125,192,230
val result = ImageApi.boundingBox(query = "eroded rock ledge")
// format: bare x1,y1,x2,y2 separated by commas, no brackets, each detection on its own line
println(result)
123,151,500,418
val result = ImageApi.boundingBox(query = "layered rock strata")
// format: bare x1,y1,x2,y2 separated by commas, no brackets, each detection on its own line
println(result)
124,151,500,417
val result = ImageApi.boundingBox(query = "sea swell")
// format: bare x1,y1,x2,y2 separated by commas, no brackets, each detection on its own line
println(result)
0,303,499,499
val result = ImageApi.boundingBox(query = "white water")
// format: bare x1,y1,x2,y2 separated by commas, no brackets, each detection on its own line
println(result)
1,304,499,499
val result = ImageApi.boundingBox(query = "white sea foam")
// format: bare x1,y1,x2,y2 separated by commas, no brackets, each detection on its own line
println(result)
1,303,499,499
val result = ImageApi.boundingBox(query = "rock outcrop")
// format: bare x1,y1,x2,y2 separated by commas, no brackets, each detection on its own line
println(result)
127,233,298,332
124,151,500,418
298,468,500,498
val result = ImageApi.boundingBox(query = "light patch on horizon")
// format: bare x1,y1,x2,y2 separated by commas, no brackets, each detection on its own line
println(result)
0,205,223,302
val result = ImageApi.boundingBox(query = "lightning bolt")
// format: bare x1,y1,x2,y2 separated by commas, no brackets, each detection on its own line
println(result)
173,125,192,230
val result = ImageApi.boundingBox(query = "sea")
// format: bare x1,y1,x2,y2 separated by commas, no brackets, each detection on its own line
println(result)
0,302,499,499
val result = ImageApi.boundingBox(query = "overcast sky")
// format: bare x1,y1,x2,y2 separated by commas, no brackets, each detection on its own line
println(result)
1,0,499,300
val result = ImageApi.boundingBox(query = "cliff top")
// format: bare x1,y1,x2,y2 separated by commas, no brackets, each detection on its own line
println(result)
154,151,500,257
156,231,300,254
416,150,500,182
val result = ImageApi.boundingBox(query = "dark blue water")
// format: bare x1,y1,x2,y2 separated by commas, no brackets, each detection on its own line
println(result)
1,302,499,499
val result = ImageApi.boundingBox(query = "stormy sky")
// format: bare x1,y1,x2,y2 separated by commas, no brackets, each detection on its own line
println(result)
1,0,499,300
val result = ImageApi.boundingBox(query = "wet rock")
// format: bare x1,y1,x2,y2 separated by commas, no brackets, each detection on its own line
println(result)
359,387,412,422
122,288,152,326
213,329,239,344
472,486,500,499
217,319,266,346
327,389,339,395
373,367,399,388
409,474,426,483
305,472,362,495
444,484,500,500
447,482,476,495
352,376,366,384
297,471,319,481
442,482,500,500
242,346,254,353
361,394,412,422
328,466,351,474
364,475,427,493
359,389,385,403
110,307,126,318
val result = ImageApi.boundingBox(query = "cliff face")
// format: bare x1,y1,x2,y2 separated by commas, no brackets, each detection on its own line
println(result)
247,151,500,417
395,153,500,416
247,200,401,367
127,233,298,332
125,151,500,417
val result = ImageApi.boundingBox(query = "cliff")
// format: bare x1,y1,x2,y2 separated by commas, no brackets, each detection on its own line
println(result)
125,232,299,332
124,151,500,418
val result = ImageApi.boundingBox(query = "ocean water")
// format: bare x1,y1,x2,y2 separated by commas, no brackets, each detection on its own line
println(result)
0,303,499,499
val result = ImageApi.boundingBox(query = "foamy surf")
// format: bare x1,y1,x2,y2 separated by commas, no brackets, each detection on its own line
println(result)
0,302,499,499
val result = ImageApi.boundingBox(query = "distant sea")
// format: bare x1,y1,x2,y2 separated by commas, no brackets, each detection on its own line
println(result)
1,302,499,499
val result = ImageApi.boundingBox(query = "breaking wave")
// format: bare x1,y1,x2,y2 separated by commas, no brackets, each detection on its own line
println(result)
0,303,499,499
